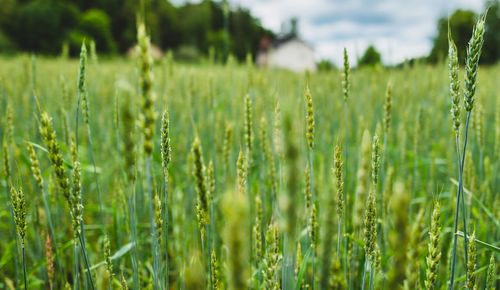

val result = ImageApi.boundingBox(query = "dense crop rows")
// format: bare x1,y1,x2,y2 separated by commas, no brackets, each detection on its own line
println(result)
0,17,499,289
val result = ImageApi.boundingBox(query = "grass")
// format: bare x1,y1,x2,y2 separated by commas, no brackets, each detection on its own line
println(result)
0,16,499,289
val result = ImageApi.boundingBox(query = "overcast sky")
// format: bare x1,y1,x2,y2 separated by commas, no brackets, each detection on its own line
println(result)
172,0,487,65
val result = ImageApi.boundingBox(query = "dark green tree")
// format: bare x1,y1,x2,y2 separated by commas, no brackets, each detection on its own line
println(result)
9,0,80,54
0,0,272,59
73,9,116,53
482,0,500,64
317,59,334,71
359,45,381,67
428,10,476,63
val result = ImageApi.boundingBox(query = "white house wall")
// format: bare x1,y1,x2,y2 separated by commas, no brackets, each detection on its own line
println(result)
268,40,317,72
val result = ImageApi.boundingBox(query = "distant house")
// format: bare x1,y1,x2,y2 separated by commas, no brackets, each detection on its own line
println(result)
257,34,316,72
126,44,164,60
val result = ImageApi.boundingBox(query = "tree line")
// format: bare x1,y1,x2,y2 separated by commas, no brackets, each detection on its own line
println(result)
0,0,273,61
0,0,499,65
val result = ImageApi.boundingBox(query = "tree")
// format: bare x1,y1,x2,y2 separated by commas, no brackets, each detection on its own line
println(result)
77,9,116,53
0,0,273,59
317,59,334,71
359,45,381,67
9,1,80,54
482,0,500,64
428,10,476,63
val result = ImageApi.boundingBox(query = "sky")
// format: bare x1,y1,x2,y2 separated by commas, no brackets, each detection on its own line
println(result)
172,0,487,65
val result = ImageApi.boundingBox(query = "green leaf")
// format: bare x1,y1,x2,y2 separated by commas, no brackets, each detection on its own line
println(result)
25,140,73,168
0,241,15,270
86,242,136,272
24,141,49,154
345,233,365,247
454,265,488,283
450,178,500,228
295,246,312,290
456,231,500,253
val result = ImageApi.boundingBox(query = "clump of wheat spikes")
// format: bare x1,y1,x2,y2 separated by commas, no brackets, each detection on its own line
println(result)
1,10,499,290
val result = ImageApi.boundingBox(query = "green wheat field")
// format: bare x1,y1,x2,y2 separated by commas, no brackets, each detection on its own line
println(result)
0,18,499,290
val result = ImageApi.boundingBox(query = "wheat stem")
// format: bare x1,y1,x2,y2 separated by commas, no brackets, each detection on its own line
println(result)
74,241,80,290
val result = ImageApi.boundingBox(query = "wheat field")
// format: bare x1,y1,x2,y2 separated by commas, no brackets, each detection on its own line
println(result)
0,18,499,290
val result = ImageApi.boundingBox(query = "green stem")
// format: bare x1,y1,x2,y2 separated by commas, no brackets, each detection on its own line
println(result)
369,264,374,290
74,241,79,290
164,175,169,289
311,246,315,289
22,244,27,290
449,135,463,290
337,217,342,256
343,100,349,287
361,257,367,290
201,235,206,285
146,156,161,290
128,187,140,290
75,90,81,151
86,125,105,229
206,224,213,290
78,234,95,290
309,149,315,290
449,112,471,290
458,113,471,278
41,190,64,281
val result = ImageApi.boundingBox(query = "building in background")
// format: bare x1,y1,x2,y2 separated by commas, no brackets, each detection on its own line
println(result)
257,18,316,72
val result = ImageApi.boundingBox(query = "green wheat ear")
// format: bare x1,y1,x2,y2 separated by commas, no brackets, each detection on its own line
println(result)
262,222,280,290
104,234,113,277
78,41,90,125
254,196,263,261
305,85,314,151
211,249,221,290
425,201,441,290
448,27,461,135
223,190,249,289
6,104,14,144
161,109,171,179
464,13,486,112
364,187,377,266
304,163,311,210
11,185,27,246
222,122,233,171
192,137,208,238
342,47,350,102
466,231,477,290
70,160,83,240
486,254,496,290
39,111,71,202
309,203,317,249
154,193,163,242
237,149,247,195
3,142,11,181
371,134,381,187
45,235,55,286
334,144,344,218
78,41,87,95
137,21,156,155
383,83,392,134
244,94,253,158
207,160,215,204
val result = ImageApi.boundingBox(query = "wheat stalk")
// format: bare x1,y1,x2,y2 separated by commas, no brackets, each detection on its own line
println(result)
425,201,441,290
449,13,486,289
486,255,496,290
160,109,171,289
11,185,27,290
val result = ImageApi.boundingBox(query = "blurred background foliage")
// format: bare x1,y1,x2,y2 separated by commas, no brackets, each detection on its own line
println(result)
0,0,273,62
429,0,500,64
0,0,499,65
